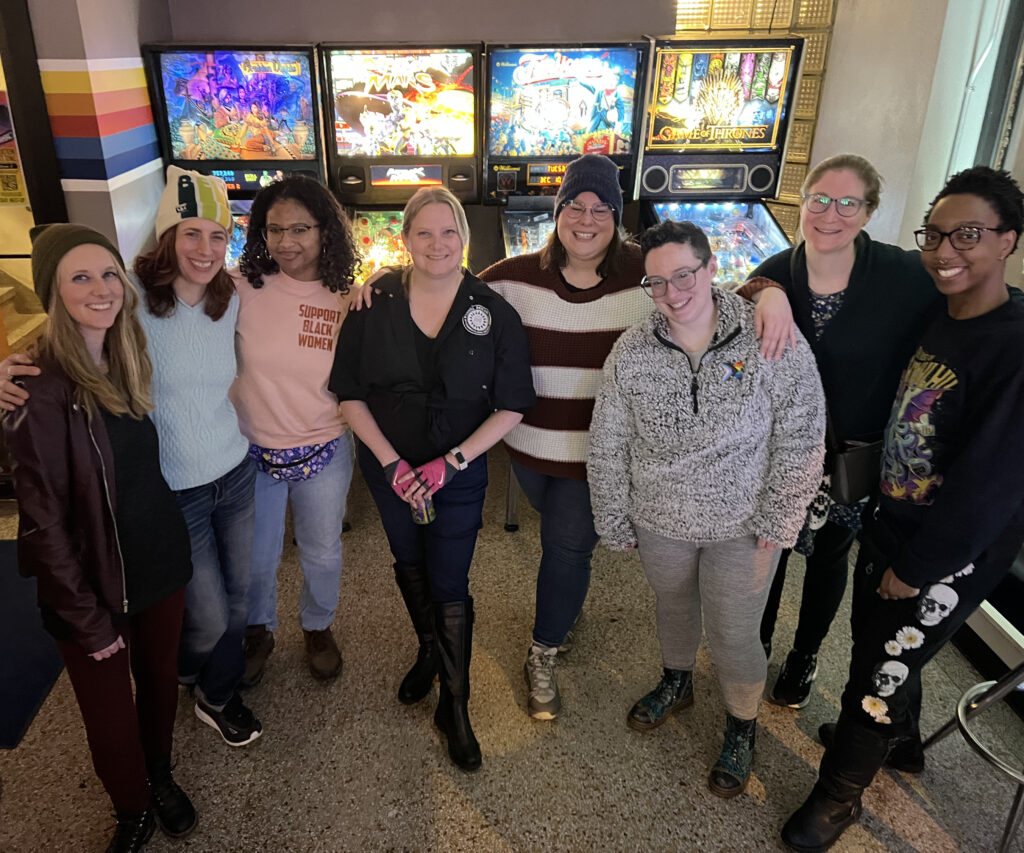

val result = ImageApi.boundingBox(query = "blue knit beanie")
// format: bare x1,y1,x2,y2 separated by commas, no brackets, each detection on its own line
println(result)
555,154,623,223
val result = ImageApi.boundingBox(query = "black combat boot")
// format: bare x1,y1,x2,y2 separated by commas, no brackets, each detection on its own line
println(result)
147,758,197,837
106,810,155,853
782,714,892,851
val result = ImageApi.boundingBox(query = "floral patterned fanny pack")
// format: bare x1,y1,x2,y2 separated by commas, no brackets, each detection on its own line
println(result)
249,439,339,482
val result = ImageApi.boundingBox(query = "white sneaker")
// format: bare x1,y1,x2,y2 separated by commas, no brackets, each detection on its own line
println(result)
524,644,561,720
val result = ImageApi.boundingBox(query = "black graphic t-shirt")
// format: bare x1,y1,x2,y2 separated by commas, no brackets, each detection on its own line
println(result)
878,286,1024,587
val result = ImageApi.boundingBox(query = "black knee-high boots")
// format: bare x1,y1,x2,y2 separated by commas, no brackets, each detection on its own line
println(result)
393,562,438,704
433,597,481,772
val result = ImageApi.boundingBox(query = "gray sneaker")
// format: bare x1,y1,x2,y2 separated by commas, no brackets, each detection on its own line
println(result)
524,644,561,720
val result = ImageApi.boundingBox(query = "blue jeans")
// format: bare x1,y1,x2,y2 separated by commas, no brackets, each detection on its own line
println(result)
358,441,487,602
175,457,256,707
248,436,354,632
511,461,598,648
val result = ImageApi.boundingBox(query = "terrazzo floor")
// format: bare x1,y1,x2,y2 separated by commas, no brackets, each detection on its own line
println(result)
1,449,1022,852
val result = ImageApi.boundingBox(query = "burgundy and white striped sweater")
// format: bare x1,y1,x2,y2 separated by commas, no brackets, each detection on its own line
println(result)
479,245,649,480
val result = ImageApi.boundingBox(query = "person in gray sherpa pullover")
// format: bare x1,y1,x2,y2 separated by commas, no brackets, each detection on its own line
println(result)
588,220,825,800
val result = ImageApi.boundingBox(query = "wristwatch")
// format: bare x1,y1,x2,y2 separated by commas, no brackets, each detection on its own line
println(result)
450,446,469,470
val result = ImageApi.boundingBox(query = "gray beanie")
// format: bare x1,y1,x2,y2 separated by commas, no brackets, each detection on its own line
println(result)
554,154,623,223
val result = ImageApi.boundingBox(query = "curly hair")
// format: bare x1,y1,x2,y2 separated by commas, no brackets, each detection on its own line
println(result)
927,166,1024,255
638,219,712,266
134,225,234,321
239,175,359,293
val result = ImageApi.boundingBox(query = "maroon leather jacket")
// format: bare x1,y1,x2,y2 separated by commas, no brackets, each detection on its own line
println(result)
4,357,126,653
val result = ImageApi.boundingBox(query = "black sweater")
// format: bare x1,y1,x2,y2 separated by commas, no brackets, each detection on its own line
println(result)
749,233,940,442
876,286,1024,587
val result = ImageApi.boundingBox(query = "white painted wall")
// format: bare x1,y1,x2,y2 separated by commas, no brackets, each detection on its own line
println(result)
898,0,1008,247
1004,105,1024,290
809,0,948,244
809,0,1007,246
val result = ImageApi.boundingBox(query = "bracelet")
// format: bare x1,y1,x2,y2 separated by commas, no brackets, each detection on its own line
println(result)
450,446,469,470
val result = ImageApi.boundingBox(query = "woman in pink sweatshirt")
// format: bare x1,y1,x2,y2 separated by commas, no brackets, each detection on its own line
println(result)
230,176,360,685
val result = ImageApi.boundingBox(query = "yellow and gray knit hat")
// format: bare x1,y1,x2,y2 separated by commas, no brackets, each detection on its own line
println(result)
155,165,232,239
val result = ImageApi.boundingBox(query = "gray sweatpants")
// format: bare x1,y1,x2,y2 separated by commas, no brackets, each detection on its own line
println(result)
636,527,781,720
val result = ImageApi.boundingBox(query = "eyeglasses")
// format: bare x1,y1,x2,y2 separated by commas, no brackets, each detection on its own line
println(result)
802,193,868,217
262,224,320,241
640,265,706,298
558,200,616,222
913,225,1007,251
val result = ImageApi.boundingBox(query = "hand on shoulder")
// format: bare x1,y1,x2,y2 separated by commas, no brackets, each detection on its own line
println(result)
0,352,40,411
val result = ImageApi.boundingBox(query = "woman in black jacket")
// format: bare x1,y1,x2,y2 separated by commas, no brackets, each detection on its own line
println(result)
331,187,535,772
741,154,940,723
5,225,194,853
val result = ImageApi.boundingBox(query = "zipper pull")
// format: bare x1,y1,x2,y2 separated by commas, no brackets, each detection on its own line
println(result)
122,598,128,614
690,376,699,414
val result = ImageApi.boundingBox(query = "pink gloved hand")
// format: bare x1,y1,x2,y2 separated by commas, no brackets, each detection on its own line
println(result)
384,459,416,499
415,456,459,496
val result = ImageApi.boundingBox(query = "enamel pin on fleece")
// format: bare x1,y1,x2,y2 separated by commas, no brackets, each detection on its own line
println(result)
463,304,492,336
721,360,744,381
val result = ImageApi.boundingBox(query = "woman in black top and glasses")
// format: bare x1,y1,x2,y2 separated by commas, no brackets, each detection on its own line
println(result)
737,154,940,725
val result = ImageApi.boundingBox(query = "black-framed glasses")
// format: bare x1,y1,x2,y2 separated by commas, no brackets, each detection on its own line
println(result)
558,200,616,222
913,225,1007,251
802,193,867,217
640,264,706,298
262,224,320,241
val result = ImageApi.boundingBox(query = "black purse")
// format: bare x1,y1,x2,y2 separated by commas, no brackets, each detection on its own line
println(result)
827,412,883,505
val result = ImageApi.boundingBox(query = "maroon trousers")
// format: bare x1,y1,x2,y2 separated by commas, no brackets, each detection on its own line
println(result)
57,589,186,814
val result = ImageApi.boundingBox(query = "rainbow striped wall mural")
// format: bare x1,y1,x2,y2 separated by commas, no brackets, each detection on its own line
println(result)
38,57,162,184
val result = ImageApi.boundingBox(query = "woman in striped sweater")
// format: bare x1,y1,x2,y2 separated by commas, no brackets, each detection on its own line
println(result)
478,154,650,720
356,154,650,720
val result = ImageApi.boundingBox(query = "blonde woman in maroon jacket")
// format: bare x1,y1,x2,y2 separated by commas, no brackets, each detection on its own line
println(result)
6,225,194,853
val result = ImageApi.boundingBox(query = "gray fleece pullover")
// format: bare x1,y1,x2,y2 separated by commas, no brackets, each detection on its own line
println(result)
588,287,826,550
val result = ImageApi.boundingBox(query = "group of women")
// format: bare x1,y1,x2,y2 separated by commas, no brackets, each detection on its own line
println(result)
7,148,1024,852
5,168,362,852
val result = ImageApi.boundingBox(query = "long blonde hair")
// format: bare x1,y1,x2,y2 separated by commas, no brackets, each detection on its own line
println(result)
43,263,153,419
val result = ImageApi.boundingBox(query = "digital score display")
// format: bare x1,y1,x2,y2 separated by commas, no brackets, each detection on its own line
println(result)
210,168,290,192
668,165,746,192
526,163,568,187
369,164,444,187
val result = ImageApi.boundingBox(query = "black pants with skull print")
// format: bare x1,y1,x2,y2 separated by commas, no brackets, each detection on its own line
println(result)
839,515,1022,741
